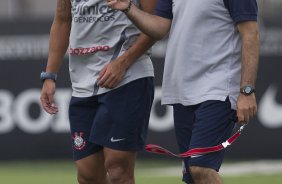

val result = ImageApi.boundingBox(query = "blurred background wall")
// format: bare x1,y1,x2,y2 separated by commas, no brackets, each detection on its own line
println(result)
0,0,282,161
0,0,55,19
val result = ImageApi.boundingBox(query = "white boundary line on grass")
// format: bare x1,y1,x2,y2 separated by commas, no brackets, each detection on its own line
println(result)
220,160,282,176
137,160,282,177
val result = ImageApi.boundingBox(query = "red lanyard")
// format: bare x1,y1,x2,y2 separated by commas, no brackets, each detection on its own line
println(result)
145,124,247,158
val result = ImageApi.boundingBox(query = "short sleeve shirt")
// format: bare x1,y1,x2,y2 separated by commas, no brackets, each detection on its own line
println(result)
155,0,258,23
155,0,258,109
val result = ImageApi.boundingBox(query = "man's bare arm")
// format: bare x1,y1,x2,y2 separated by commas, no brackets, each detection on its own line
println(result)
117,0,157,67
98,0,158,88
40,0,72,114
237,21,260,87
236,21,260,123
46,0,72,73
108,0,171,40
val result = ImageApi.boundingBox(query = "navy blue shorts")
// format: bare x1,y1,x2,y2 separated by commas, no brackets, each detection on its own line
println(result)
173,97,236,184
69,77,154,161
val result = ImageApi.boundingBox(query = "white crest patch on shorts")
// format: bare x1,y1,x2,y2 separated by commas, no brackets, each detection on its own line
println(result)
72,132,86,150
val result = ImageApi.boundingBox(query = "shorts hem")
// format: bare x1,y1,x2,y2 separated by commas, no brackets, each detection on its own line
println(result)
73,149,102,161
92,140,144,152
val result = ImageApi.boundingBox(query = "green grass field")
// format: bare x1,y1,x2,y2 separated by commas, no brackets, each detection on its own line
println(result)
0,160,281,184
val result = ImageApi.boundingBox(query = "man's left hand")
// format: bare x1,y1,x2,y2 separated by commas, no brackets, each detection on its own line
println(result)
236,93,257,123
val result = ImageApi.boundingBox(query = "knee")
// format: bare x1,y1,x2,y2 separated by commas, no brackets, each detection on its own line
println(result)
189,166,206,181
77,172,106,184
77,174,93,184
105,158,132,183
190,166,202,179
190,166,219,182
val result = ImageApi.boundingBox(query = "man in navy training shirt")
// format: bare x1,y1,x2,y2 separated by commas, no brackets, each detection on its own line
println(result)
107,0,260,184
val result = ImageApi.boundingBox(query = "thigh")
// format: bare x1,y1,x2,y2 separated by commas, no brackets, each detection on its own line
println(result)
173,104,195,153
189,98,236,170
69,96,103,161
173,104,196,184
90,77,154,151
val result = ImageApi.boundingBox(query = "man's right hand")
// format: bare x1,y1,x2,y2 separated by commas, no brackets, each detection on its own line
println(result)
40,80,58,115
107,0,130,10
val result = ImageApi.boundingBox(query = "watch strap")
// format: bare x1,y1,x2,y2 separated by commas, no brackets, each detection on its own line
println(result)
40,72,57,82
240,85,255,96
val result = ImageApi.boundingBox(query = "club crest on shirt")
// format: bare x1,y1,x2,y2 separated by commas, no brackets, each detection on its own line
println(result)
72,132,86,150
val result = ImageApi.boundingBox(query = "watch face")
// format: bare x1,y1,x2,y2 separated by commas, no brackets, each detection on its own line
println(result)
241,85,255,96
245,86,252,94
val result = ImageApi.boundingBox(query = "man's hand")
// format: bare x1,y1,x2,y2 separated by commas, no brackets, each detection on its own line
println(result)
236,93,257,123
40,80,58,115
107,0,130,10
98,54,129,89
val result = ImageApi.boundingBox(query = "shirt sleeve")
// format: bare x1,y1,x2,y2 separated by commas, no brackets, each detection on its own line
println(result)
223,0,258,24
154,0,173,19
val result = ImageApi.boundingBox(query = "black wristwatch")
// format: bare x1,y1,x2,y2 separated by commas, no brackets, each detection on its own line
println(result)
240,85,255,96
40,71,57,82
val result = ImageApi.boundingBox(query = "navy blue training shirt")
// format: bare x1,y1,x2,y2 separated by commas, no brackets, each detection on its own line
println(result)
155,0,258,24
224,0,258,23
155,0,173,19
